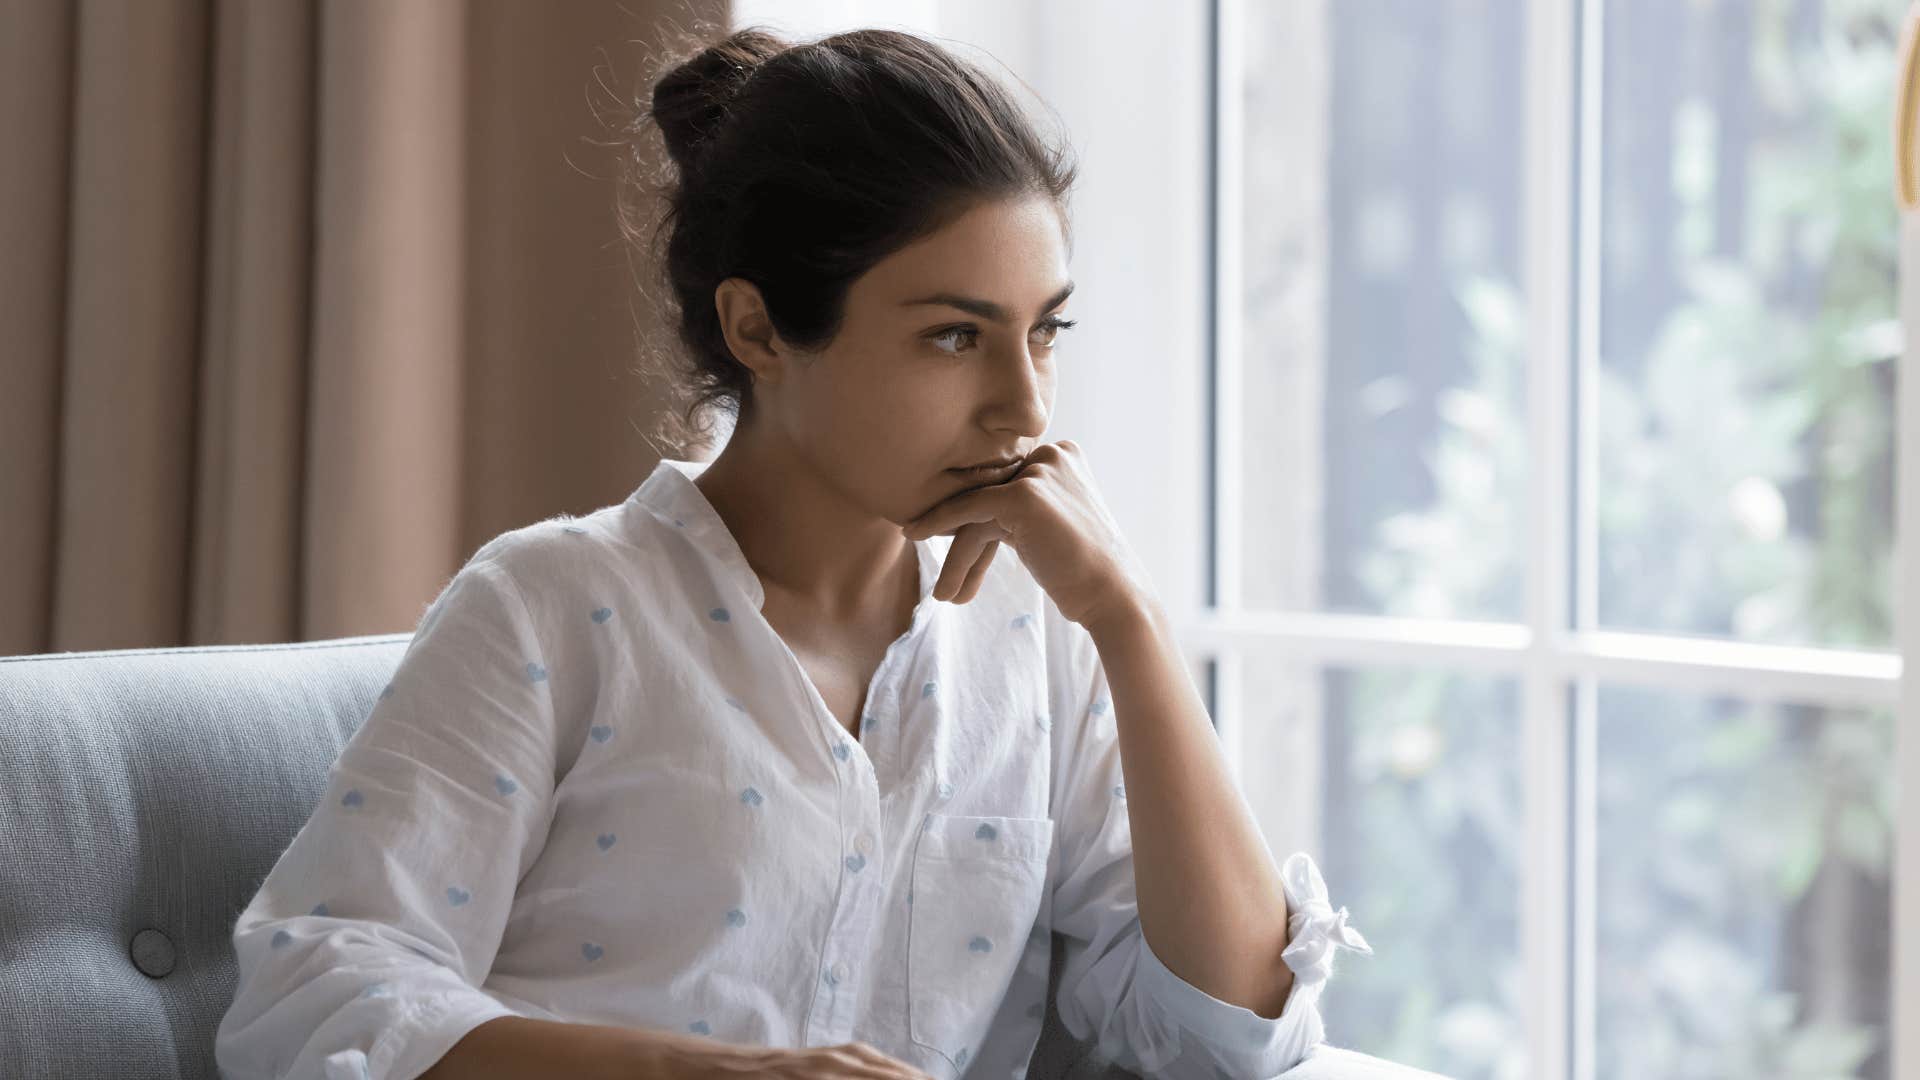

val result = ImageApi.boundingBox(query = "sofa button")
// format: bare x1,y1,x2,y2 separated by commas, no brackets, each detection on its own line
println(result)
130,928,176,978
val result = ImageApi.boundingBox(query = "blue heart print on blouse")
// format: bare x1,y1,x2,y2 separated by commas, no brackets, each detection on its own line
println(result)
938,781,954,799
740,786,764,807
562,525,587,535
1090,698,1109,716
956,1048,971,1068
310,903,329,917
688,1020,712,1035
1009,613,1033,630
1114,784,1127,799
358,982,392,1000
526,662,548,682
845,853,867,873
709,607,730,622
446,886,471,907
922,681,937,698
494,775,517,796
597,833,617,851
975,823,998,842
725,696,747,711
582,942,604,962
340,790,364,809
591,607,612,624
833,742,851,762
590,724,613,743
271,930,292,949
968,936,993,953
725,908,747,928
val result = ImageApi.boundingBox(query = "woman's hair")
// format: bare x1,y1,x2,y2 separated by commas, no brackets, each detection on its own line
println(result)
606,22,1079,456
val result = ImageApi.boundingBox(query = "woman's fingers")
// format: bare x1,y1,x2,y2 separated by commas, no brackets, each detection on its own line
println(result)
933,522,1001,601
953,539,999,604
838,1041,938,1078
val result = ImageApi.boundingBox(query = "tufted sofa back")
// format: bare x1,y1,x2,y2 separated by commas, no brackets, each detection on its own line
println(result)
1,636,420,1078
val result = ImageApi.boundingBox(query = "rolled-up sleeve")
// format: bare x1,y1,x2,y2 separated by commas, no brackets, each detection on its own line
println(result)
1043,600,1372,1079
216,553,559,1080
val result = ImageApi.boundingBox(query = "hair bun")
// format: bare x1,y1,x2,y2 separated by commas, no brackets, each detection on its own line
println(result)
650,28,788,175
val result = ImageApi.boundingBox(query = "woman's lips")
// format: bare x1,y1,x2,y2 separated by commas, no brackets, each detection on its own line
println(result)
949,459,1023,479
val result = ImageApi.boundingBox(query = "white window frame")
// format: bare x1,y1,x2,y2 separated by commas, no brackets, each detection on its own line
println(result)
1189,2,1908,1078
728,2,1914,1075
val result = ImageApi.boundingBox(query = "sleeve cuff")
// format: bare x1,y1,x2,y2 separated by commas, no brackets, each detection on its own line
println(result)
1278,850,1372,989
350,987,525,1080
1132,851,1371,1077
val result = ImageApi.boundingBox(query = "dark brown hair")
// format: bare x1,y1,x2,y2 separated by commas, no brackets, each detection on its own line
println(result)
609,22,1079,456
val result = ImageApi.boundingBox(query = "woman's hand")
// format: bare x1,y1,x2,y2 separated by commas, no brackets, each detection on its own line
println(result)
657,1037,937,1078
902,440,1155,631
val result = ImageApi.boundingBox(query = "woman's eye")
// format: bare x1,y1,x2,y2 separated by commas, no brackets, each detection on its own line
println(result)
930,326,980,355
1034,315,1076,346
929,317,1077,357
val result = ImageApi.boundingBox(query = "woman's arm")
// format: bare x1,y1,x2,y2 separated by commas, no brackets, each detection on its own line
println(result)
214,554,567,1078
900,439,1302,1016
419,1016,691,1079
1082,593,1296,1019
420,1016,939,1080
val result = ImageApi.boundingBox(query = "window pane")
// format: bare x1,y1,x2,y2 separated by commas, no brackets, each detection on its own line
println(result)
1235,1,1530,620
1237,658,1524,1078
1596,686,1893,1078
1596,0,1900,649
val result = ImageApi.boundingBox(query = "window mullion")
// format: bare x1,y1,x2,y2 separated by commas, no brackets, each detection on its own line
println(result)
1525,0,1581,1077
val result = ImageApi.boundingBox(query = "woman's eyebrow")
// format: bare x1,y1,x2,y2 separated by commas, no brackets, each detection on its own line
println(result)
900,281,1075,323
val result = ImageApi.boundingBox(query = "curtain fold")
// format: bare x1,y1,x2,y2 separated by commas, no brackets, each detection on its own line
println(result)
0,0,79,652
193,0,316,647
0,0,725,656
304,0,469,644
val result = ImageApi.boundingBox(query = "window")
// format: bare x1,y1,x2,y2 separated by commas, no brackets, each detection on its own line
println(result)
1211,1,1906,1078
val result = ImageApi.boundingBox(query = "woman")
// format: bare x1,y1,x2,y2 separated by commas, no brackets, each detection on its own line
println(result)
215,25,1369,1080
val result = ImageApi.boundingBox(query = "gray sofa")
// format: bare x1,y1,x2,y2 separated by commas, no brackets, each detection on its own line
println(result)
0,633,1450,1080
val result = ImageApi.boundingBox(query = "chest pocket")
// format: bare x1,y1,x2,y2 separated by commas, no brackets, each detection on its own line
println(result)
905,812,1055,1069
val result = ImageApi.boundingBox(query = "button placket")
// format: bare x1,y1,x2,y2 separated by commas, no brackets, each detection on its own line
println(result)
816,759,887,1044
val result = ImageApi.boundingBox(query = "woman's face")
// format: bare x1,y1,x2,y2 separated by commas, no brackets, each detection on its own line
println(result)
740,194,1075,526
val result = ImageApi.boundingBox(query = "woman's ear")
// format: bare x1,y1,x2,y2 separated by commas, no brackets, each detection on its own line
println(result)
714,278,788,386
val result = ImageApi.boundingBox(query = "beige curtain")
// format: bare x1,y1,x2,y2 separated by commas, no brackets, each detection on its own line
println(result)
0,0,726,656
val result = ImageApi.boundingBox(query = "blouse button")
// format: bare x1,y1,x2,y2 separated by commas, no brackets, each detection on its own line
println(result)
855,833,875,856
831,961,851,982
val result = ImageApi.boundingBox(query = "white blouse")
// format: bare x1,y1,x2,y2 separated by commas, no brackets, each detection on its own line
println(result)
215,457,1371,1080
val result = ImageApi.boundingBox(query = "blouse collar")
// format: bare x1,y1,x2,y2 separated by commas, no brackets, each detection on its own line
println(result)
628,457,944,611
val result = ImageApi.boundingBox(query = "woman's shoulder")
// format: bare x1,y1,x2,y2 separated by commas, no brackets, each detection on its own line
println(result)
475,496,662,562
459,499,679,606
